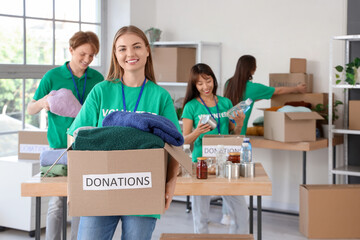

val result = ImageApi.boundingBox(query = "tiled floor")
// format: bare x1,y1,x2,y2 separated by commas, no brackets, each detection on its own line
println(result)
0,200,355,240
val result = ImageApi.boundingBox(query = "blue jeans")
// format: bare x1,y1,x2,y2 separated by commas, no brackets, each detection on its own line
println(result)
77,215,157,240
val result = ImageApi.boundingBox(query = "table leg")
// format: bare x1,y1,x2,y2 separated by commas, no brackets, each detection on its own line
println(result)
249,196,253,234
35,197,41,240
333,146,336,184
302,151,306,185
62,197,67,240
257,196,262,240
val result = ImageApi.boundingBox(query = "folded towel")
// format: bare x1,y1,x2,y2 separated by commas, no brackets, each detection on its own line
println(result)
48,88,82,118
73,126,97,139
40,164,67,177
72,126,165,151
102,112,184,146
277,105,311,113
40,149,68,167
284,101,312,109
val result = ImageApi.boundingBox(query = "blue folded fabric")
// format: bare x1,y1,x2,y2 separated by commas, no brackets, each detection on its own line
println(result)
277,105,311,113
102,112,184,146
40,149,68,167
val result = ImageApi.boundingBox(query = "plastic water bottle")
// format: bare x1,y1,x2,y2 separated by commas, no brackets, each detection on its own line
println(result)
216,145,227,177
240,137,252,163
182,144,192,177
226,98,253,118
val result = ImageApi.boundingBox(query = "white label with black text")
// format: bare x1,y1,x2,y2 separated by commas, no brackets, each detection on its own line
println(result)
20,144,50,153
203,145,242,157
83,172,152,191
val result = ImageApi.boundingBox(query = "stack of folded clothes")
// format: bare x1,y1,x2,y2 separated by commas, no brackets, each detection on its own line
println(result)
40,149,68,177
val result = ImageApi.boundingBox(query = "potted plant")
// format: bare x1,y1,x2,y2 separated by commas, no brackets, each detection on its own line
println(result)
335,57,360,85
313,100,343,138
144,27,162,46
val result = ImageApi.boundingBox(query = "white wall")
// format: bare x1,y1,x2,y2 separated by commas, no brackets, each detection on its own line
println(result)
106,0,348,212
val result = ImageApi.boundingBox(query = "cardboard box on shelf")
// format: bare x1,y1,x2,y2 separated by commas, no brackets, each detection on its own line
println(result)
290,58,307,73
67,144,192,217
18,130,49,160
269,73,313,93
349,100,360,130
152,47,196,82
202,135,244,157
263,110,323,142
300,184,360,239
160,233,254,240
271,93,328,110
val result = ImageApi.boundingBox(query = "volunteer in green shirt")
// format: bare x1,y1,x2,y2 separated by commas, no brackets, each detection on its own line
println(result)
27,31,104,240
67,25,180,240
181,63,248,234
224,55,307,135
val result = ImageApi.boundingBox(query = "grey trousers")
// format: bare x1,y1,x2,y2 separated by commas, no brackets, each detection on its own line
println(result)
191,195,249,234
45,196,80,240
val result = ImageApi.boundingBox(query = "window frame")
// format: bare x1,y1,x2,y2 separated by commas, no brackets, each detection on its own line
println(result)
0,0,106,135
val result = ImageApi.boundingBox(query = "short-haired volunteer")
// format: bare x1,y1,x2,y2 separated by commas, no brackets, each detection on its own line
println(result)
27,31,104,240
181,63,249,234
67,25,181,240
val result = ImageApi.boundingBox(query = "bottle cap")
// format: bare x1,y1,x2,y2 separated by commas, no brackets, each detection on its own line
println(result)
243,137,250,142
245,98,253,105
183,144,190,149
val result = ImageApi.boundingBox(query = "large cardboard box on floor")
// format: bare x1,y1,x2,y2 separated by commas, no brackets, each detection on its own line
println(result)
349,100,360,130
152,47,196,82
18,130,50,160
290,58,307,73
67,144,192,216
202,135,244,157
269,73,313,93
263,110,323,142
160,233,254,240
271,93,328,110
300,184,360,239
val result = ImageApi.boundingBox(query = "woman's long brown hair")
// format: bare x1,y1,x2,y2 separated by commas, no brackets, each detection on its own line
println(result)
106,25,156,83
182,63,218,109
224,55,256,105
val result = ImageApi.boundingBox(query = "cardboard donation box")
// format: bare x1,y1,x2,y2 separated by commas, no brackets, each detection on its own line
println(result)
18,130,49,160
290,58,307,73
67,144,192,217
263,110,323,142
269,73,313,93
160,233,254,240
300,184,360,239
271,93,328,109
152,47,196,82
349,100,360,130
202,135,244,157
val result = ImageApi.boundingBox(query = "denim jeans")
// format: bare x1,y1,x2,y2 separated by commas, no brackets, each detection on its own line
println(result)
77,215,157,240
191,195,248,234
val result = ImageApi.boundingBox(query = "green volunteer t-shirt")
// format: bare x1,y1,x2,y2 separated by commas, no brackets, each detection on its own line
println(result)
67,79,181,220
241,81,275,135
33,62,104,148
181,96,233,162
68,80,181,134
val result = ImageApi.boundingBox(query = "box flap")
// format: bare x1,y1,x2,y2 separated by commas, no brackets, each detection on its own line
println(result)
285,112,323,120
164,144,192,174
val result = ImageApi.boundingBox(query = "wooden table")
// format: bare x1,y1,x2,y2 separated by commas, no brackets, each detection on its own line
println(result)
22,163,271,240
249,136,343,184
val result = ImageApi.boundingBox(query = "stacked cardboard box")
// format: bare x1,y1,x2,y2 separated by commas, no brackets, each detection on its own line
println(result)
269,58,313,93
160,233,254,240
349,100,360,130
18,130,49,160
300,184,360,239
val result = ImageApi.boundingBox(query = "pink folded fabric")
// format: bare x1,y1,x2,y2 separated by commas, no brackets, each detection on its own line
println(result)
48,88,82,118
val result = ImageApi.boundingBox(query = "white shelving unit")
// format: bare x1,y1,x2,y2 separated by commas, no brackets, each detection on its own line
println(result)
329,35,360,183
152,41,222,91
